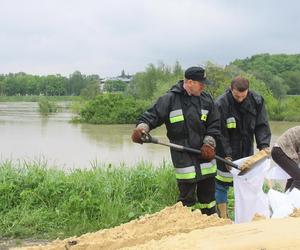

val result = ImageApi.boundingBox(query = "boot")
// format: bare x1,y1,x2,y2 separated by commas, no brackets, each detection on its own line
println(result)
217,203,228,219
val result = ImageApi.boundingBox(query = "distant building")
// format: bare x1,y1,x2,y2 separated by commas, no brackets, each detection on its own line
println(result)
99,70,133,91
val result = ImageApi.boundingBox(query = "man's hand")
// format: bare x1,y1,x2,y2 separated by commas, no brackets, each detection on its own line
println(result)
131,123,150,144
200,144,215,161
131,127,145,144
224,156,233,171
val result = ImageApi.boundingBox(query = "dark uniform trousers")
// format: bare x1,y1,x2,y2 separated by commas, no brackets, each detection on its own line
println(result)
177,177,216,215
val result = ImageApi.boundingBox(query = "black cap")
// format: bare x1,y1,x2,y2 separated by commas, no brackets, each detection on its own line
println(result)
184,66,211,85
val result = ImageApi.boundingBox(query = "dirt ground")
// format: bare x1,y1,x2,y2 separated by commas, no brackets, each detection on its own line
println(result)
0,239,49,250
12,203,300,250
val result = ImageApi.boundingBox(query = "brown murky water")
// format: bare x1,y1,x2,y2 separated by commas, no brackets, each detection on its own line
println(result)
0,102,298,169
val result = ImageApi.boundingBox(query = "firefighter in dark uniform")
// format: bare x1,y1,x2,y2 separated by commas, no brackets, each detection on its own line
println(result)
215,76,271,218
131,66,220,215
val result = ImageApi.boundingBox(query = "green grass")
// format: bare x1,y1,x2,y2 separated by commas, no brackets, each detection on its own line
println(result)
227,187,234,220
2,160,269,240
0,161,178,240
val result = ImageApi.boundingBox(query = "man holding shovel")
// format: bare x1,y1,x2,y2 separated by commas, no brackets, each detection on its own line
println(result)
215,76,271,218
131,66,220,215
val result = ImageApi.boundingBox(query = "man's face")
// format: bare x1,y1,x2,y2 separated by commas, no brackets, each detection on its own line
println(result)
189,80,205,96
231,88,248,103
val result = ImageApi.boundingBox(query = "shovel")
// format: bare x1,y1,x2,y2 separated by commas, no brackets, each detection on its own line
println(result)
141,133,251,176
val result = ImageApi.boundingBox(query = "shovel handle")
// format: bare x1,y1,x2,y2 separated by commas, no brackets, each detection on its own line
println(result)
180,145,240,170
214,155,240,170
141,133,240,170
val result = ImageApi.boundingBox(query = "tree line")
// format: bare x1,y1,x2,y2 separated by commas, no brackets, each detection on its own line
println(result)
125,54,300,101
1,54,300,122
0,71,100,96
230,53,300,97
1,54,299,99
78,55,300,123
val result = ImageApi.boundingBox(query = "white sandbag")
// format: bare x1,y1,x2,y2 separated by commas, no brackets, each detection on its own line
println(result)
232,157,271,223
265,163,291,180
286,187,300,208
268,189,294,218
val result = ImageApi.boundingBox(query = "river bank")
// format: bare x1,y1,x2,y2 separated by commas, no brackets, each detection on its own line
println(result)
0,238,49,250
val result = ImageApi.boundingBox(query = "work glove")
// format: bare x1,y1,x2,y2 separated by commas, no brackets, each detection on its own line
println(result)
261,147,271,155
224,156,233,171
239,149,269,171
200,144,215,161
131,123,150,144
131,127,144,144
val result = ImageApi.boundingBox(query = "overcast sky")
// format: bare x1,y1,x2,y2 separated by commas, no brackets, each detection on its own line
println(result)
1,0,299,77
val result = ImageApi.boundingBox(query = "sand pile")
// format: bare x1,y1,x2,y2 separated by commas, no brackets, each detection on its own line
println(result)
290,208,300,217
251,213,267,221
124,216,300,250
17,203,231,250
15,203,300,250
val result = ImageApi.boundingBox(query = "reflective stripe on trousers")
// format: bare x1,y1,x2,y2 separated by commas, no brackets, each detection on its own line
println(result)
215,169,233,183
200,160,217,175
192,200,216,210
175,166,196,180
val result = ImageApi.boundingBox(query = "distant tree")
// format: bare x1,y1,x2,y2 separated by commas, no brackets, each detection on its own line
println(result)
67,71,85,95
4,74,21,95
282,71,300,95
127,64,159,99
86,74,100,82
173,60,183,78
79,93,149,124
80,82,100,99
230,53,300,96
0,80,5,95
127,62,173,100
205,62,231,98
40,75,67,96
252,71,288,98
104,80,127,92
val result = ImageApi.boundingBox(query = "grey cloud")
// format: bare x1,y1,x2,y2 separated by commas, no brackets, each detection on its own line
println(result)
0,0,300,76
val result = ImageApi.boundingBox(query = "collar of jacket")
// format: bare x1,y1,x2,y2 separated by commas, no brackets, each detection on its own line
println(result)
170,80,186,94
226,89,256,116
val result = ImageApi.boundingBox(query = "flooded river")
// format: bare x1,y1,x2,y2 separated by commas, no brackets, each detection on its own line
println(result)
0,102,298,169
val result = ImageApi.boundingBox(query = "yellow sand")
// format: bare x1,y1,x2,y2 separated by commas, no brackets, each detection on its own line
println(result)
14,204,300,250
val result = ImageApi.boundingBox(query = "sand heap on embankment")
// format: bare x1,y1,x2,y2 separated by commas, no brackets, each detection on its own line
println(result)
16,202,231,250
15,205,300,250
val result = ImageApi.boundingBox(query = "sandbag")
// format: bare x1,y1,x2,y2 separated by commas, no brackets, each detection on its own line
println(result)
266,163,291,180
268,189,294,218
231,157,271,223
286,187,300,208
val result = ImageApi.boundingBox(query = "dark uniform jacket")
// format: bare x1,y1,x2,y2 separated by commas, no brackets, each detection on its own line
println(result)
137,80,220,182
215,89,271,185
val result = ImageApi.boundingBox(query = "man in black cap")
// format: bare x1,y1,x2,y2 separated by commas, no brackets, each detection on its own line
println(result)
131,66,220,215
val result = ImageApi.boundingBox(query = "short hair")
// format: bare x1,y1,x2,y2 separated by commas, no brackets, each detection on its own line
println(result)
231,76,249,92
